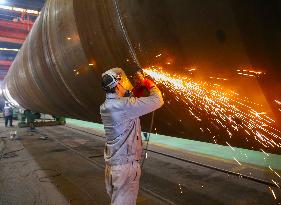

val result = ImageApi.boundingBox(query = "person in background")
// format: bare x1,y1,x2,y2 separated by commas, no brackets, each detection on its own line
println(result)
3,103,13,127
100,68,164,205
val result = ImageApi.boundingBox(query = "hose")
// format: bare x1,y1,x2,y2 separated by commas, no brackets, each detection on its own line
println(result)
141,111,155,169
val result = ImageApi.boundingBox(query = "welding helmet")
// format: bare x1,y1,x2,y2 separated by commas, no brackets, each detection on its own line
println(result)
101,70,122,92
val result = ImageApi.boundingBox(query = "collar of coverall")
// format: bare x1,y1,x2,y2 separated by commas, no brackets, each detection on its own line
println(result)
106,93,120,99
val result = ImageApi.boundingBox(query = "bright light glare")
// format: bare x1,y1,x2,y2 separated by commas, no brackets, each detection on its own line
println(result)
0,5,40,15
2,85,20,107
0,48,19,52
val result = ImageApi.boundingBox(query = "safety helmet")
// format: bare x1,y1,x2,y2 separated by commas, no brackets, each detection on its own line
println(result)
101,70,121,92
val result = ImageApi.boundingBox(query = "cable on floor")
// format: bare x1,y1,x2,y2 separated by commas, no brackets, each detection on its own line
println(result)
0,147,24,160
32,168,62,182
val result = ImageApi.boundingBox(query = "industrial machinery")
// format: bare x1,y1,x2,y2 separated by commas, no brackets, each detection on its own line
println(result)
1,0,281,153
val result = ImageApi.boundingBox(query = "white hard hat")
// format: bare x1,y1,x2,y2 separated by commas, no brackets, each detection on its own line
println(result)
101,69,122,91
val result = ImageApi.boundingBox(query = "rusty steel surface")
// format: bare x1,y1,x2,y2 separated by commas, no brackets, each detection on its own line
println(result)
2,0,281,153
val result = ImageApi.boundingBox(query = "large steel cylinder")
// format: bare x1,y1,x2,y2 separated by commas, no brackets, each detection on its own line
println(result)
2,0,281,153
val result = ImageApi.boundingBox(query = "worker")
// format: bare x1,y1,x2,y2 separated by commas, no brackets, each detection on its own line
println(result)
3,103,13,127
100,68,164,205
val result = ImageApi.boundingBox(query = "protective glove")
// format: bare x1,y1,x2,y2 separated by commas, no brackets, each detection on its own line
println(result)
132,78,155,97
132,70,155,97
142,78,155,91
132,84,145,97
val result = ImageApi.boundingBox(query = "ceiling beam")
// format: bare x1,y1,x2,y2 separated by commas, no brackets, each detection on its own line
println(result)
0,30,28,39
0,36,24,44
0,60,12,66
0,65,10,70
0,19,33,31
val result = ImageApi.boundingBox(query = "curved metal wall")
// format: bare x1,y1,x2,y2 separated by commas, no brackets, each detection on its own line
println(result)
2,0,281,153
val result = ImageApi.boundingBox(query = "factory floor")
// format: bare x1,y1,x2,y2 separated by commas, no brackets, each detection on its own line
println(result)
0,120,281,205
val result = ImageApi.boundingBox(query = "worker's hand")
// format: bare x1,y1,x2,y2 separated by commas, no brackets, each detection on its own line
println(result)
134,71,154,87
142,78,155,91
132,70,155,97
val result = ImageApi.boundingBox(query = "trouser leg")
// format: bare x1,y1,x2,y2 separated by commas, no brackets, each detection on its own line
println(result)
9,116,13,126
105,164,113,198
5,117,8,127
105,161,141,205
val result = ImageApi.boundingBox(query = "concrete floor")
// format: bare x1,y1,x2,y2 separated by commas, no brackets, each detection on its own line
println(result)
0,121,281,205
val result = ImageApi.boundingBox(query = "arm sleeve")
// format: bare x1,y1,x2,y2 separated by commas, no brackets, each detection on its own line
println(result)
124,86,164,119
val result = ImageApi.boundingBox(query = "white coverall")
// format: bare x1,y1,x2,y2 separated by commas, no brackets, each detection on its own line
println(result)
100,86,163,205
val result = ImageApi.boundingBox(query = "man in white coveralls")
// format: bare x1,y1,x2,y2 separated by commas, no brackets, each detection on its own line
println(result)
100,68,164,205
